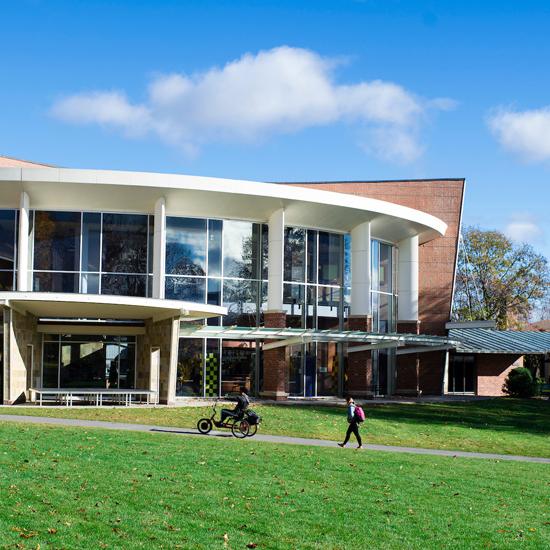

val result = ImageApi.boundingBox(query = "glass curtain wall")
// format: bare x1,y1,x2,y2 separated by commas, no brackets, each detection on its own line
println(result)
371,240,398,396
0,210,18,291
283,227,344,397
169,217,268,397
32,211,153,296
41,335,136,388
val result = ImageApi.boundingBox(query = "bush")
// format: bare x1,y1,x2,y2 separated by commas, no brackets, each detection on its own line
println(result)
503,367,535,398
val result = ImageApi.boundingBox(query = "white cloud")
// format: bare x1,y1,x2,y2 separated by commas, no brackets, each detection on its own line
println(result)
504,215,543,244
51,46,454,163
488,107,550,163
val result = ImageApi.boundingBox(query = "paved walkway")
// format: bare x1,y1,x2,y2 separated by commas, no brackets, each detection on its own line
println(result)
1,414,549,464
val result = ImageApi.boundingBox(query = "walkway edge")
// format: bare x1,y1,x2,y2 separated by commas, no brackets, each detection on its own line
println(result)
1,414,548,464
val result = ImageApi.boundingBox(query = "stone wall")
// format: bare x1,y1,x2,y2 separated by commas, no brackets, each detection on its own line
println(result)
5,308,42,404
137,317,179,405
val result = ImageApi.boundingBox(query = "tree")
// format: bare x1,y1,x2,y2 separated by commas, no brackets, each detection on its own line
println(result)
453,227,550,329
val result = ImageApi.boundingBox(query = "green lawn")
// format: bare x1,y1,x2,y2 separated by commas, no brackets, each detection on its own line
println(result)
0,422,548,549
2,398,549,457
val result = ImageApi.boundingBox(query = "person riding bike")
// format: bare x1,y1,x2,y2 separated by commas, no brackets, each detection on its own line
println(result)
220,387,250,424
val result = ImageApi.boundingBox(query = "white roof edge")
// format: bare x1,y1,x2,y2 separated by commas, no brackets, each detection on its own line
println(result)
0,291,227,316
0,167,448,237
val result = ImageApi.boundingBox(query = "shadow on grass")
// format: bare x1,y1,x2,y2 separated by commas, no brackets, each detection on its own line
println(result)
264,399,550,436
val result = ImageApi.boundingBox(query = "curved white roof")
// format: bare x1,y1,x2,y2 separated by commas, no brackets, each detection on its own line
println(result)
0,167,447,243
0,292,227,322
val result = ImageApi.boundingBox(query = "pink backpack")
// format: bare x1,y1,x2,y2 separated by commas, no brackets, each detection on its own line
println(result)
354,406,365,423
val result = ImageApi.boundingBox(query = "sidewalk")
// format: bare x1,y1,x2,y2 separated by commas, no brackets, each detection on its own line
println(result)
1,413,548,464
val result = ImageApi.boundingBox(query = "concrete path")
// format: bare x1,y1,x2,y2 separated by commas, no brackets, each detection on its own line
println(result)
1,414,549,464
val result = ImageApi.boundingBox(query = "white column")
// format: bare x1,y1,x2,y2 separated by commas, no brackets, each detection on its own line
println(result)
350,221,371,316
267,208,285,311
397,235,419,321
153,197,166,299
17,191,30,291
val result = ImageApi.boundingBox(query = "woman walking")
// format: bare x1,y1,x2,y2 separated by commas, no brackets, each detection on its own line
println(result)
338,397,363,449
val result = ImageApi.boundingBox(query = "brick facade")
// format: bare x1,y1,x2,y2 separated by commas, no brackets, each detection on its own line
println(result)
345,316,373,396
261,311,288,399
476,354,522,396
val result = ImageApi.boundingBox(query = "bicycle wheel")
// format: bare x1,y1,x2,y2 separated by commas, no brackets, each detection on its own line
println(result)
232,419,250,438
246,423,258,437
197,418,213,434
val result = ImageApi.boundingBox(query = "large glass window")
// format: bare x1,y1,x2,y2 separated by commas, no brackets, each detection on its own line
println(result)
42,335,136,389
166,217,207,276
176,338,204,396
0,210,17,290
284,227,306,282
102,213,148,274
165,276,205,303
221,341,256,395
34,211,80,272
31,211,153,297
223,221,263,279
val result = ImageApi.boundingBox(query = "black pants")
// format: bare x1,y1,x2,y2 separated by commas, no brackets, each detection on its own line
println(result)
343,421,362,446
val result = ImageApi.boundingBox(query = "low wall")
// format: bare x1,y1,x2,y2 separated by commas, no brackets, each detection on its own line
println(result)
476,354,522,396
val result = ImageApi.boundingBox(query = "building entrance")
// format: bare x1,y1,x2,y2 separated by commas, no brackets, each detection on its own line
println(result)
41,335,137,388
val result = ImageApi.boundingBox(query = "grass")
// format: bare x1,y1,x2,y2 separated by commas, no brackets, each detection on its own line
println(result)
0,421,549,549
2,398,549,457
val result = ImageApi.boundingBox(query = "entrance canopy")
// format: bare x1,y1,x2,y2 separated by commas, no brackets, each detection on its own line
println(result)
0,292,227,324
179,325,457,352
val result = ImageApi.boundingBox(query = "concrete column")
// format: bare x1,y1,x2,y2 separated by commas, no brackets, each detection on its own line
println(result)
153,197,166,299
17,191,30,291
350,221,371,316
397,235,419,321
267,208,285,311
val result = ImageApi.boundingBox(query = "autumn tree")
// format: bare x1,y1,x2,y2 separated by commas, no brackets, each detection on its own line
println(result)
453,227,550,329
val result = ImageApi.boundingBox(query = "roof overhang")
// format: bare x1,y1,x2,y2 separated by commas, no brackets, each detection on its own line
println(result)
0,167,448,243
0,292,227,323
448,328,550,355
179,325,457,351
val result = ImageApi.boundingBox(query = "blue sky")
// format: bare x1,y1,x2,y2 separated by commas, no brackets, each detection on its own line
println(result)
1,0,550,260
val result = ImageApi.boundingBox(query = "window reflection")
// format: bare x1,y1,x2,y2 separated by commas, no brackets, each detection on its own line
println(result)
207,220,222,277
82,213,101,271
223,279,259,327
101,274,146,297
221,340,256,395
34,272,79,293
284,227,306,282
318,232,342,285
177,338,203,396
34,211,81,272
165,276,206,303
102,213,148,274
223,221,261,279
166,217,207,276
0,210,16,271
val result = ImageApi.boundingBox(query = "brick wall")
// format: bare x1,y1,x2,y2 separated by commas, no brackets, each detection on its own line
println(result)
346,316,373,396
477,354,522,396
261,311,288,399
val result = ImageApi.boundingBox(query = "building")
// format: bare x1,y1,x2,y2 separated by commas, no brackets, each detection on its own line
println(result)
1,156,467,404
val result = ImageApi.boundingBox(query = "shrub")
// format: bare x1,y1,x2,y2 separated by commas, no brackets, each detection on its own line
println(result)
502,367,535,398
